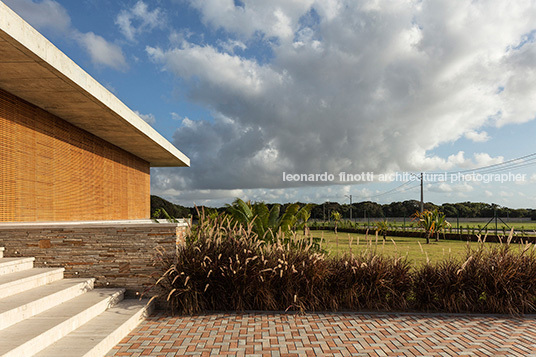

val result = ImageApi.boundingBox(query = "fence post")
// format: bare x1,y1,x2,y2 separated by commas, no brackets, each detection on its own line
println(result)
495,208,498,236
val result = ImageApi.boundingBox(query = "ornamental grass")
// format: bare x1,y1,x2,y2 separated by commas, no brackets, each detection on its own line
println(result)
151,214,536,316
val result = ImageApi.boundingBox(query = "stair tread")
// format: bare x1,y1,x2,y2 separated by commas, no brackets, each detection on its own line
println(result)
0,267,64,287
0,278,94,315
0,257,35,266
0,257,35,274
35,299,153,357
0,288,124,355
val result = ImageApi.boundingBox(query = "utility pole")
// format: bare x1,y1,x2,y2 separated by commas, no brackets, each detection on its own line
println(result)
420,172,424,213
345,194,352,221
411,172,425,213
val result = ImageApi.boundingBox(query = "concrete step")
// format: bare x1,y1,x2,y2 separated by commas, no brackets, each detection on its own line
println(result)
0,278,95,331
0,257,34,275
36,299,154,357
0,288,125,357
0,267,64,299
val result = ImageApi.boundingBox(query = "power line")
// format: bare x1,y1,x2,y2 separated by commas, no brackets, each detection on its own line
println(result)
397,183,421,194
473,159,536,175
365,180,414,199
356,152,536,204
429,152,536,175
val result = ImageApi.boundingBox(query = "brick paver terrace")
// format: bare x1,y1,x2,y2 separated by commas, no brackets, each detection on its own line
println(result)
107,311,536,356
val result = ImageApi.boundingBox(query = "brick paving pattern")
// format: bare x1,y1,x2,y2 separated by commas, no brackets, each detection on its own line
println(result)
107,311,536,356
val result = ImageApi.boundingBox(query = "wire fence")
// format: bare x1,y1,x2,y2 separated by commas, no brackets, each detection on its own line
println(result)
311,216,536,237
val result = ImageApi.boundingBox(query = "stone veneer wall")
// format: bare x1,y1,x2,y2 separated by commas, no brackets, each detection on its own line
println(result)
0,220,188,297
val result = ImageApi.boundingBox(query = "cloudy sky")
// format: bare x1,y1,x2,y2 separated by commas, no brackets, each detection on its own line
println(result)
4,0,536,208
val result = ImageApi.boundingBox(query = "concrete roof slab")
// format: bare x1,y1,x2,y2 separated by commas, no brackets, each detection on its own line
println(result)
0,1,189,167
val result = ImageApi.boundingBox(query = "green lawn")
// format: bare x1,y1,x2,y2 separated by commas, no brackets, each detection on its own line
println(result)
310,230,521,266
315,220,536,237
357,220,536,230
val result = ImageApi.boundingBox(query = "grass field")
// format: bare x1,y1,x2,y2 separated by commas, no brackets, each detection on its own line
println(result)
310,230,523,266
315,220,536,236
354,220,536,230
442,221,536,230
413,221,534,232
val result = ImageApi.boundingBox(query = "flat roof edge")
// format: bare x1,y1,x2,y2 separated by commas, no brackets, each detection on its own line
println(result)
0,1,190,167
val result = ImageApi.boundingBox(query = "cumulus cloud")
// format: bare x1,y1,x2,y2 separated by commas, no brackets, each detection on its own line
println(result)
217,39,247,54
150,176,374,207
3,0,126,70
116,1,164,42
134,111,156,125
76,32,127,70
428,182,474,194
465,131,490,143
499,191,514,198
2,0,71,34
150,0,536,195
187,0,315,41
171,112,183,121
147,44,283,98
472,153,505,167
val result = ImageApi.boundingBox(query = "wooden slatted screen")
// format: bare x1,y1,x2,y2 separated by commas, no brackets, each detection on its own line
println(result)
0,88,150,222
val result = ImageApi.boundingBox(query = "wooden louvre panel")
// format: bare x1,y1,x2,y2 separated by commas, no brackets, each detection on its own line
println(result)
0,88,150,222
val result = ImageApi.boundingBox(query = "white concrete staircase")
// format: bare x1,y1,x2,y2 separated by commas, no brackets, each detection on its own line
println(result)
0,247,153,356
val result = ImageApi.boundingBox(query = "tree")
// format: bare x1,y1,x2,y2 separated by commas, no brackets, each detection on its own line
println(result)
150,195,191,218
375,220,389,241
413,210,435,244
433,210,451,242
331,211,341,234
413,209,450,244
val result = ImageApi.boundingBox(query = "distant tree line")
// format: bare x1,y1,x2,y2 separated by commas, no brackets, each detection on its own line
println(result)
150,195,536,220
150,195,191,218
310,200,536,220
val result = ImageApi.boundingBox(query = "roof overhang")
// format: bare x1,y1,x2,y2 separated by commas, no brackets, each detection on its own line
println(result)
0,1,189,167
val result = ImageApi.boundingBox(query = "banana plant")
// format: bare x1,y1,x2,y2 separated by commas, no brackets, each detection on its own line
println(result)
297,208,312,235
226,198,313,242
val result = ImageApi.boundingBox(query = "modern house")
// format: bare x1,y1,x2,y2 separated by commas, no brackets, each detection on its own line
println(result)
0,2,189,355
0,10,189,223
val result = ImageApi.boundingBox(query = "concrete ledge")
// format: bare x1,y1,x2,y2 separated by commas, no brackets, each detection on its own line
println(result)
0,219,189,229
